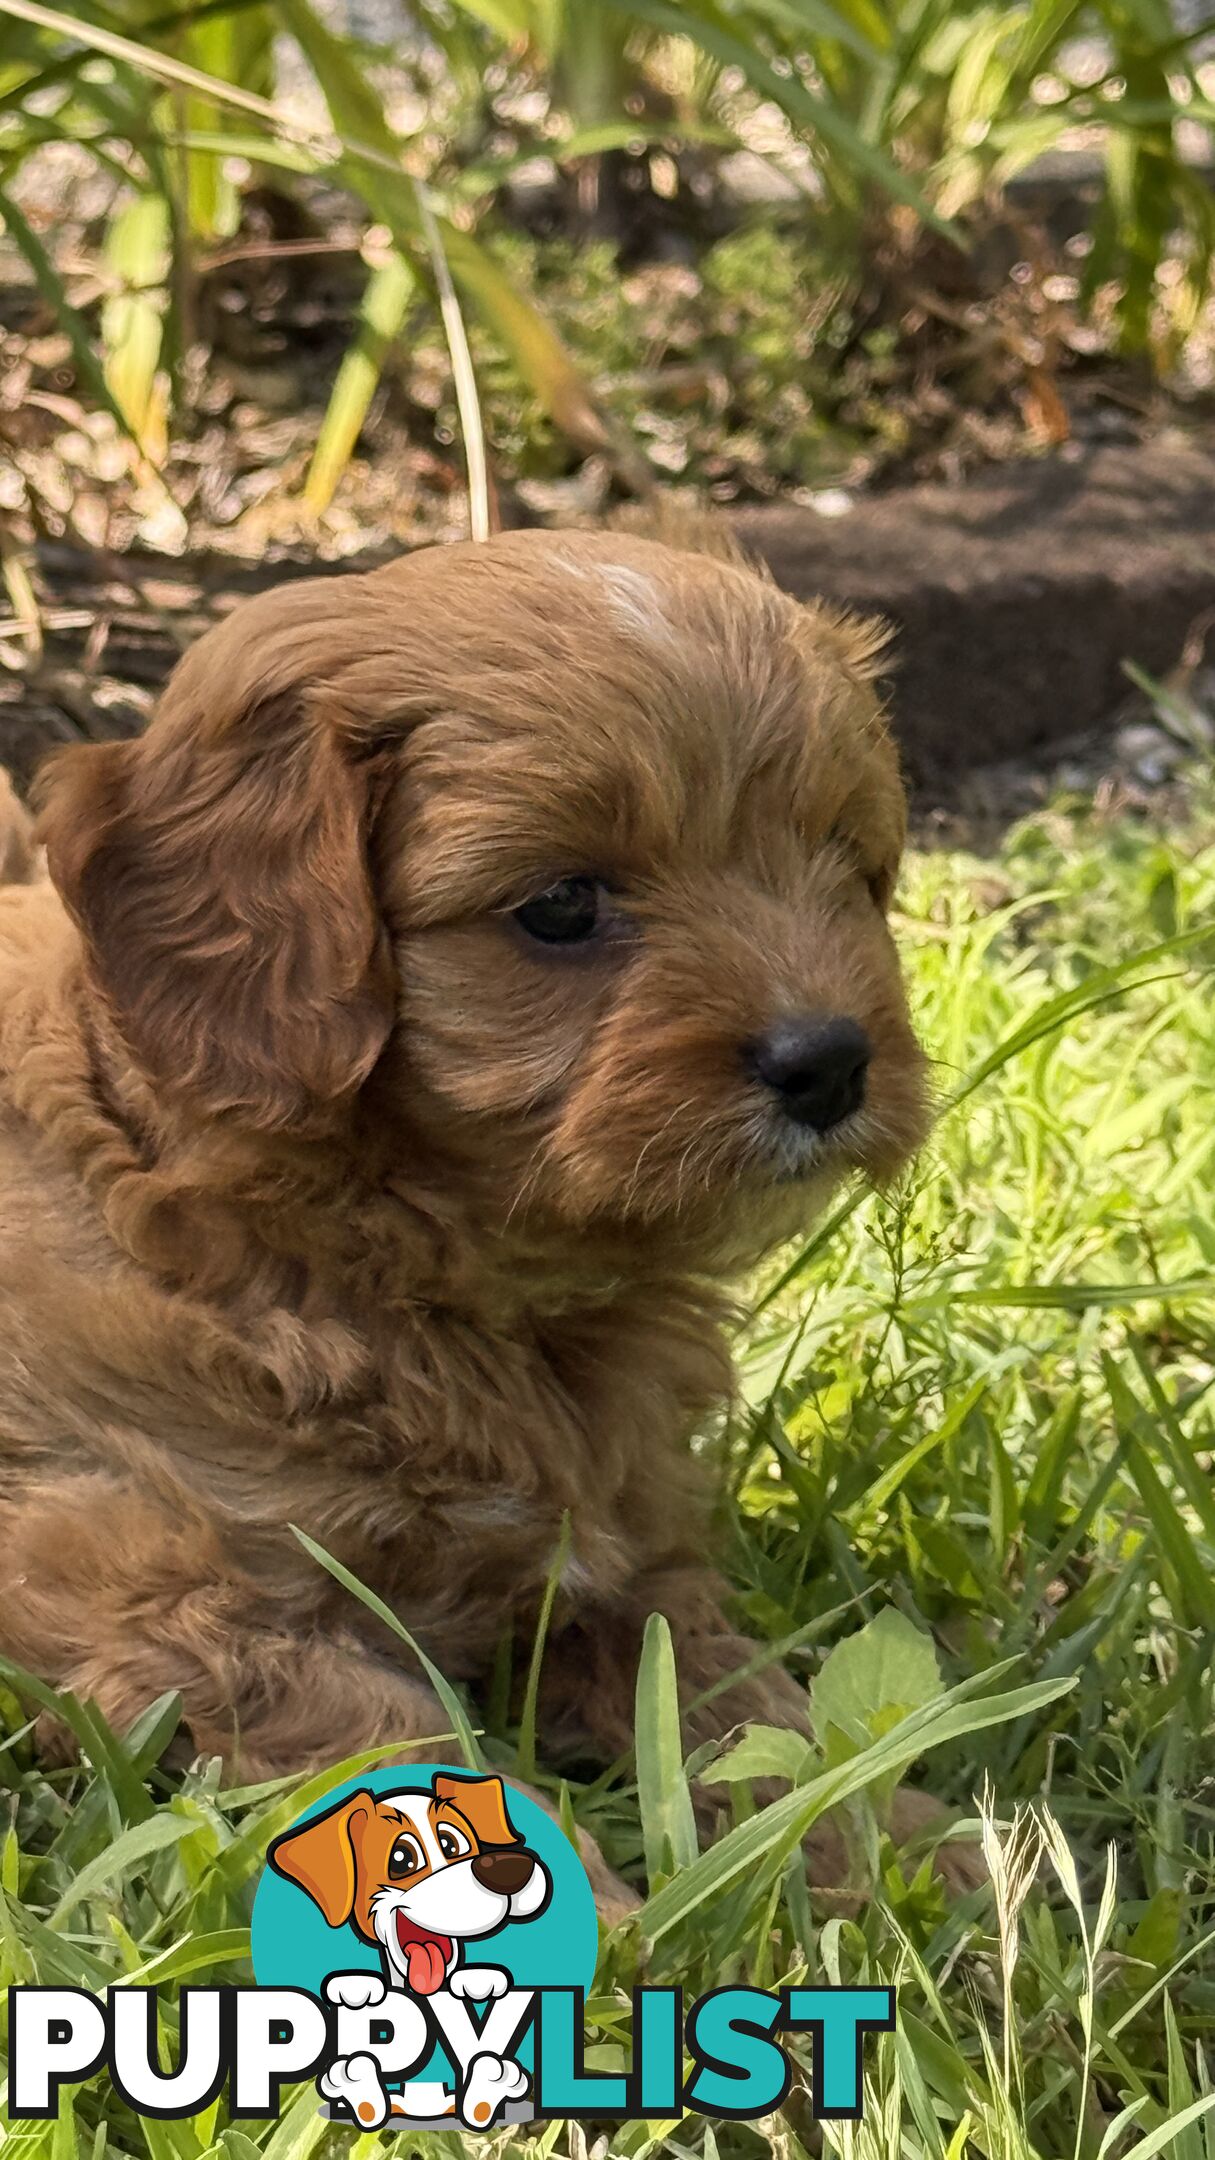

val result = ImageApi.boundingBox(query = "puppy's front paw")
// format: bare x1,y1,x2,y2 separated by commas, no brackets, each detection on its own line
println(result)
447,1965,508,2003
319,2052,390,2127
459,2051,529,2129
323,1971,387,2011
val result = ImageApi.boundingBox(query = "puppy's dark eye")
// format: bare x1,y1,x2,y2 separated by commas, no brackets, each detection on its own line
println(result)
514,876,601,945
388,1836,424,1879
437,1823,471,1860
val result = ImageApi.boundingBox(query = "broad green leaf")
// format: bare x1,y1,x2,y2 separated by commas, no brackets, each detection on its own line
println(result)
705,1723,815,1785
634,1615,701,1885
810,1606,945,1756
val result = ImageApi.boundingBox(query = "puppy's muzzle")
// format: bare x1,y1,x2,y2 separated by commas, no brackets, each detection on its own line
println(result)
747,1015,871,1133
470,1848,539,1895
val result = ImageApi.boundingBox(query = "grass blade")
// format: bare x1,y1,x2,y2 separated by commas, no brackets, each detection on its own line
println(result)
290,1525,483,1770
593,0,957,236
635,1615,700,1886
51,1815,200,1924
515,1511,571,1784
303,249,416,514
0,182,131,438
1104,1355,1215,1630
417,187,491,542
639,1665,1074,1939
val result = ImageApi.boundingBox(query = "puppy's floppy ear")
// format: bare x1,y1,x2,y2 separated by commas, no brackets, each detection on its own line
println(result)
433,1773,521,1848
268,1789,373,1926
36,580,395,1129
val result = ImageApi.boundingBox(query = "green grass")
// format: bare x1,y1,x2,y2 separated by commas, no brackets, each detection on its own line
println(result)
2,767,1214,2158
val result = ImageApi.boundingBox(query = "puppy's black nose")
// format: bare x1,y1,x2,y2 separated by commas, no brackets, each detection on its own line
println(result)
748,1016,871,1132
471,1848,535,1895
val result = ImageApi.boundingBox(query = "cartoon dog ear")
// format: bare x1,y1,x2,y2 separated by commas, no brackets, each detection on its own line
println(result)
36,577,396,1132
433,1773,521,1848
268,1789,374,1926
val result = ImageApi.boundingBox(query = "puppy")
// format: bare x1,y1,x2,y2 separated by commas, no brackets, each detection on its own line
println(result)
0,770,39,885
271,1771,546,2127
0,528,939,1888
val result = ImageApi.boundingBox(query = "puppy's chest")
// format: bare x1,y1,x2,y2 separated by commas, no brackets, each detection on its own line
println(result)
335,1302,723,1612
368,1314,662,1515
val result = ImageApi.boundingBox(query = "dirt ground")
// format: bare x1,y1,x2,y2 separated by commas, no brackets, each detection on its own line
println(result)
3,432,1212,849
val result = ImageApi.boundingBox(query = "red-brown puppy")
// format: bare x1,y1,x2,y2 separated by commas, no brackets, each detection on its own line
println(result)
0,529,939,1889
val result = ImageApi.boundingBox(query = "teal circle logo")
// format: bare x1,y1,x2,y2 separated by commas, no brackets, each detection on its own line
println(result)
251,1764,597,2130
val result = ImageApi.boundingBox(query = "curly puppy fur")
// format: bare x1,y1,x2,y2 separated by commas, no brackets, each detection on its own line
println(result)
0,528,934,1877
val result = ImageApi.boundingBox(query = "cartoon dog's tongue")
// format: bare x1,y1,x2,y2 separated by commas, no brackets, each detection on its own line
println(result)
395,1912,454,1994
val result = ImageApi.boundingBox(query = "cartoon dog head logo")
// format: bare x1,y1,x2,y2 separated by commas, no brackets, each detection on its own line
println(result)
269,1771,551,1996
254,1766,596,2132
